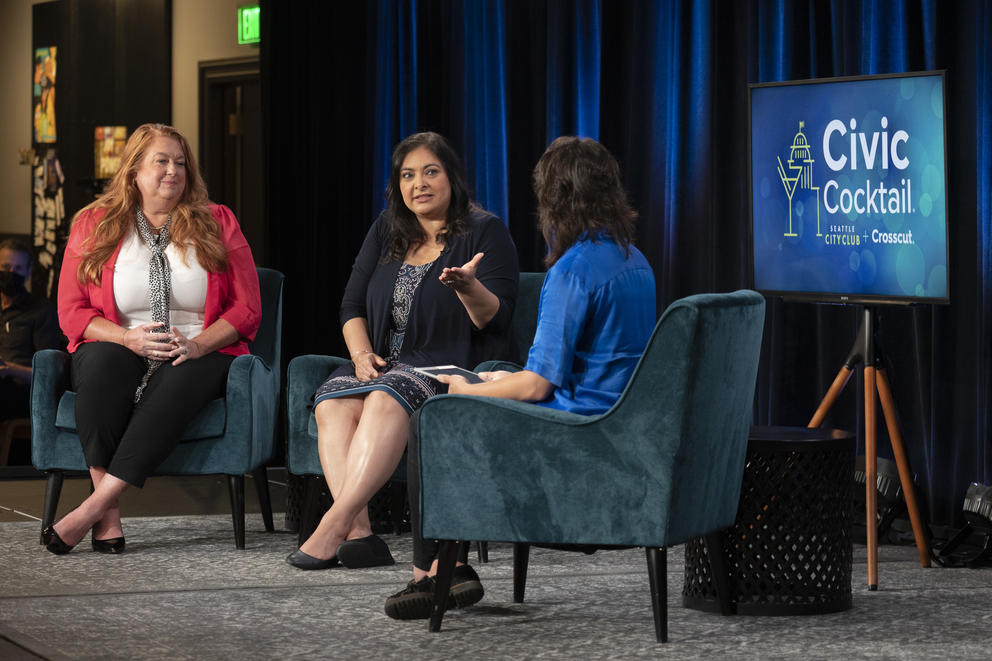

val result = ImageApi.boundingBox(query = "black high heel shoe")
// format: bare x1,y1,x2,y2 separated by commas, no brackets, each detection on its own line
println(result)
42,525,75,555
92,536,126,554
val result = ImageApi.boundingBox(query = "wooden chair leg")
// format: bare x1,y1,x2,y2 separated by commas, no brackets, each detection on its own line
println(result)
429,540,460,633
513,542,530,603
645,546,668,643
227,474,246,549
704,532,735,615
41,471,64,543
252,467,275,532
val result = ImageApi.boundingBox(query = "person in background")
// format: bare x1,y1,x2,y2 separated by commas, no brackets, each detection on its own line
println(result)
0,239,63,442
286,131,518,613
44,123,261,555
384,135,657,620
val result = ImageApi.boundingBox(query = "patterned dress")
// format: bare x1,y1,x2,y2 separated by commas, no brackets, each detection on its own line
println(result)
313,261,442,414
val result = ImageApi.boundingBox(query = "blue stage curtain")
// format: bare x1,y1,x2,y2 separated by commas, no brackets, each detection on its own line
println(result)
370,0,418,215
262,0,992,527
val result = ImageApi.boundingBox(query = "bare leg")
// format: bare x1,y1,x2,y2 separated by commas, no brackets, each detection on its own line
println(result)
52,473,130,547
299,391,410,560
313,396,373,540
89,467,124,541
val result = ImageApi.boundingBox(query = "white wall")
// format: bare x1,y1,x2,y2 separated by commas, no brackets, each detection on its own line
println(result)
0,0,259,235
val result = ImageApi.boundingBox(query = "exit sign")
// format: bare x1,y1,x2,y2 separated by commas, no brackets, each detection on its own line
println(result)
238,5,260,45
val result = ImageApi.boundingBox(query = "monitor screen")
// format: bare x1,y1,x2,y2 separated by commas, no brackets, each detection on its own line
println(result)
748,71,948,304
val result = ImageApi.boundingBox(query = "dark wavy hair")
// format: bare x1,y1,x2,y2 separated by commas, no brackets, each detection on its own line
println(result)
533,136,637,267
383,131,475,262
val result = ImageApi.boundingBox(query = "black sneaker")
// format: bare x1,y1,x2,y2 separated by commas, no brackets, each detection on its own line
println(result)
384,576,449,620
384,565,485,620
449,564,485,609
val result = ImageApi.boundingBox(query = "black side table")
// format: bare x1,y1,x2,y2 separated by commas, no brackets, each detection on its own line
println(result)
683,425,856,615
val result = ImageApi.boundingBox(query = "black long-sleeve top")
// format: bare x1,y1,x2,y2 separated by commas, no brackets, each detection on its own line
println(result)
337,209,520,371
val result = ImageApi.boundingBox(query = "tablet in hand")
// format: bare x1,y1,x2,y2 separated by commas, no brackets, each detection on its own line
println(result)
412,365,484,384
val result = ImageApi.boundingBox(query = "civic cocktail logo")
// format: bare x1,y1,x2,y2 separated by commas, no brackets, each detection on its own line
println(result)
776,121,821,238
776,118,916,247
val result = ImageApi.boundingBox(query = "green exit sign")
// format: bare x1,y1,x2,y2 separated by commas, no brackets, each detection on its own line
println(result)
238,5,260,45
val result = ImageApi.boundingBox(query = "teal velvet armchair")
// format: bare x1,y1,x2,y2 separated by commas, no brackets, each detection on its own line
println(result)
30,267,285,549
416,290,766,642
285,272,546,544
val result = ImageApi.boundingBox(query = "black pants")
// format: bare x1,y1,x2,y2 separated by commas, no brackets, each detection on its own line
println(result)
71,342,234,487
409,409,449,572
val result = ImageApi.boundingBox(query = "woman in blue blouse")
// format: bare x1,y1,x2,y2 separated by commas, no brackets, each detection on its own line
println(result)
287,132,518,571
384,136,656,619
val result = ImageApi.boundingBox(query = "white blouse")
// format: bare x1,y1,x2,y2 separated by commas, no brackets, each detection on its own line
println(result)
113,227,208,339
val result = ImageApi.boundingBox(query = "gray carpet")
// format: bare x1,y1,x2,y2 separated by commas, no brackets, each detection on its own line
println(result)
1,515,990,660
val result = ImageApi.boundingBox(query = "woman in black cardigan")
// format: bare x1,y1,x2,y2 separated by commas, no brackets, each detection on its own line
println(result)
287,132,518,579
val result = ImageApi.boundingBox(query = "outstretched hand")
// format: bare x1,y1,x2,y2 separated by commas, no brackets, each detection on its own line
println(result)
439,252,484,293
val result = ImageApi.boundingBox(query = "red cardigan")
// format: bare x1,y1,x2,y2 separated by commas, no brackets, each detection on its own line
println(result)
58,203,261,355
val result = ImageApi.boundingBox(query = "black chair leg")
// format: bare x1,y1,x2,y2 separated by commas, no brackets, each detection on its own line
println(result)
388,481,406,534
252,467,275,532
646,546,668,643
477,541,489,563
297,476,321,547
227,474,246,549
704,532,735,615
41,471,64,543
513,542,530,603
429,540,460,632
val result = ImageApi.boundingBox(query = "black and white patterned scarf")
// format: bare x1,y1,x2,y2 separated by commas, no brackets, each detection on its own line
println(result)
133,208,173,403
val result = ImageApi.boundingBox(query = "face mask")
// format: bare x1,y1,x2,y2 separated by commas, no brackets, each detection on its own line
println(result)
0,271,26,297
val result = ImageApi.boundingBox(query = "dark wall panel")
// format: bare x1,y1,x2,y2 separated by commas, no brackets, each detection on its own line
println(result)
31,0,171,296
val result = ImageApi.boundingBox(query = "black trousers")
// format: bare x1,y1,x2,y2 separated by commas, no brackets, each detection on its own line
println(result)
71,342,234,487
407,409,439,571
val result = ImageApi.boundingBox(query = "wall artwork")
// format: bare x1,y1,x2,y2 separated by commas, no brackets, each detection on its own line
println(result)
95,126,128,179
33,46,57,144
32,148,66,297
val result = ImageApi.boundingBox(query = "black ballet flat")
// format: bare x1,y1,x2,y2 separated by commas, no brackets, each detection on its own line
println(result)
92,536,126,554
336,534,395,568
286,548,340,570
42,525,75,555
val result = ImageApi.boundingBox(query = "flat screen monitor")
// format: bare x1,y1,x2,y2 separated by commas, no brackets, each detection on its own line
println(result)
748,71,949,305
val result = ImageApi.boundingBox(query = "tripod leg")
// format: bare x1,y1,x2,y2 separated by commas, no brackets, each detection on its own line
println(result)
876,369,932,567
864,365,879,590
809,367,854,428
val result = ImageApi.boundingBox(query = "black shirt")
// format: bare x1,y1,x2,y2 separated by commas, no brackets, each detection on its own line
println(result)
338,209,520,370
0,290,64,367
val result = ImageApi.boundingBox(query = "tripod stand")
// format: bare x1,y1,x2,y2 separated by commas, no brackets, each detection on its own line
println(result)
807,306,931,589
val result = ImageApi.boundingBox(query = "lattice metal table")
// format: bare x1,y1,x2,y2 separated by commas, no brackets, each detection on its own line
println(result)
683,426,856,615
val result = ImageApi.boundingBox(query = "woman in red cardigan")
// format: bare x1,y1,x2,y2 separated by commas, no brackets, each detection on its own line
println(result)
43,123,261,555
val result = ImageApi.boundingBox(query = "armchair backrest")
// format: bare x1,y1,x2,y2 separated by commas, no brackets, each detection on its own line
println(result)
511,272,546,363
251,267,285,386
605,289,766,543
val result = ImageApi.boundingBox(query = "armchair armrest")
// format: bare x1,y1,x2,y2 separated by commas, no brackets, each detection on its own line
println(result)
223,353,277,468
30,349,71,469
286,354,350,474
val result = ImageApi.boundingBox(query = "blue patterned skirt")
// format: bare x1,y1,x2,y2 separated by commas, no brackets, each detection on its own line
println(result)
312,362,442,414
